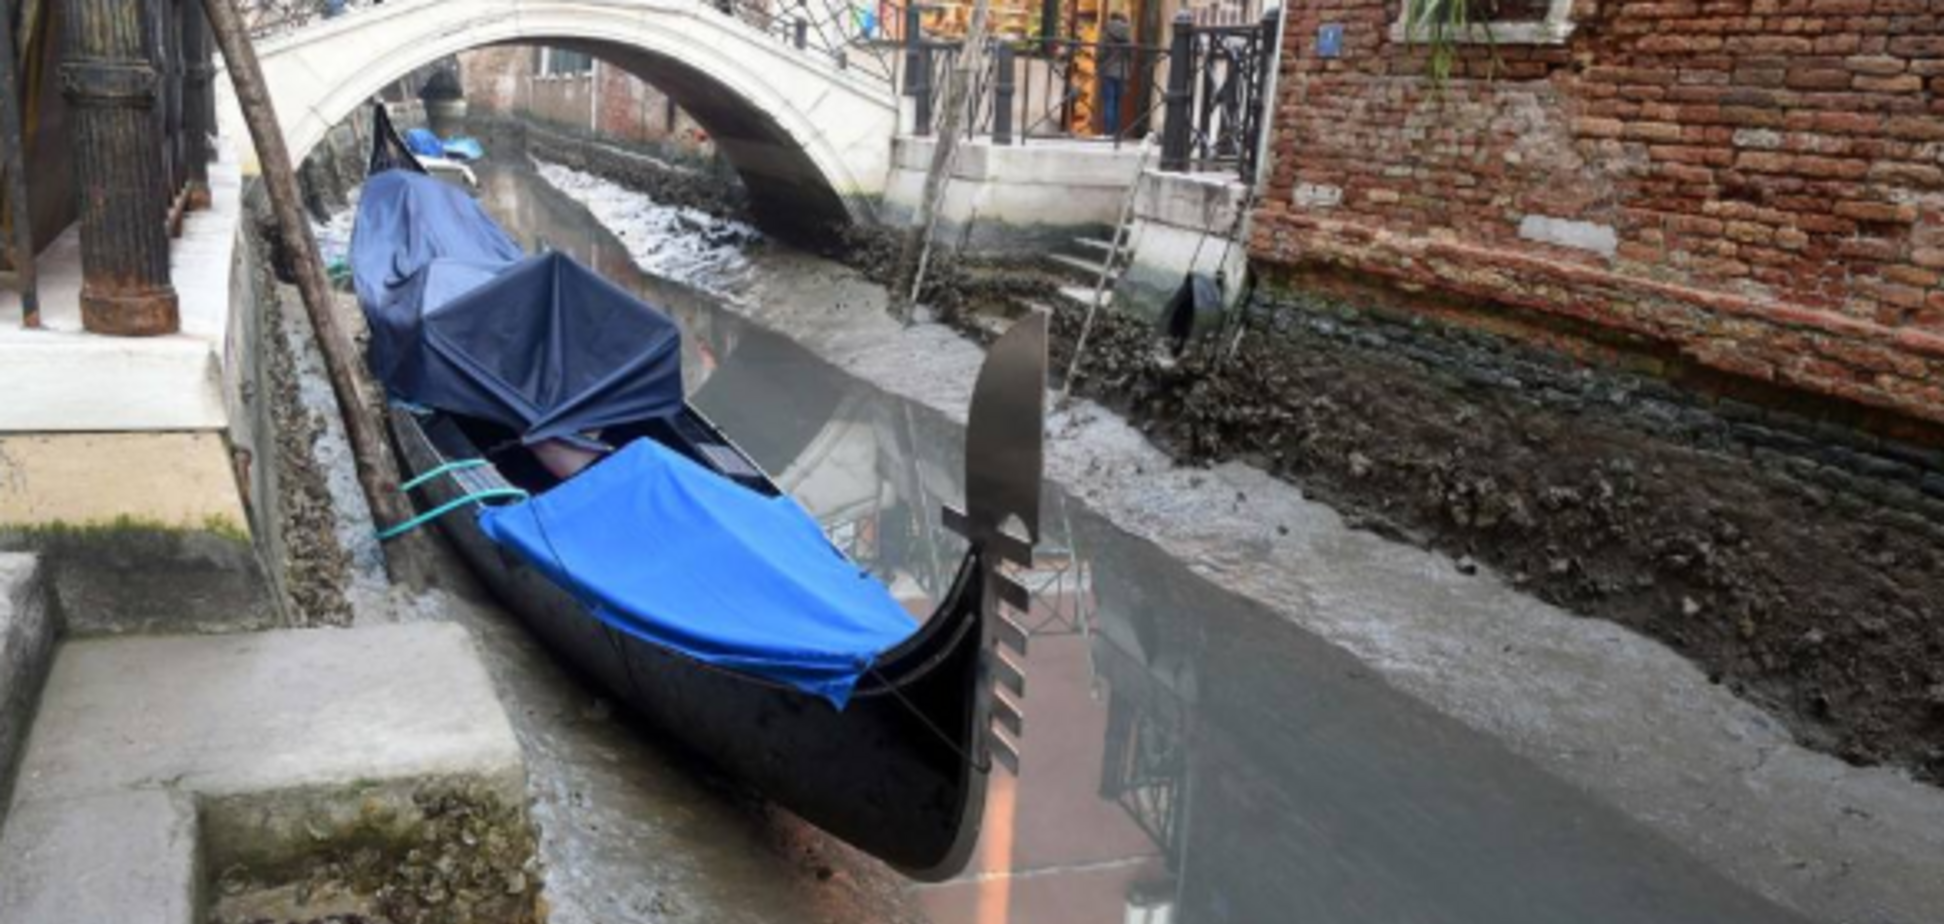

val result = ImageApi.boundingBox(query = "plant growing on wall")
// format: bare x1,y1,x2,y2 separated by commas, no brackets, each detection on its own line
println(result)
1400,0,1494,86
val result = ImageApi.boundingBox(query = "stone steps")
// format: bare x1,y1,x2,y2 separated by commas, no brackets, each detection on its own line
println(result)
0,622,529,924
1047,222,1137,309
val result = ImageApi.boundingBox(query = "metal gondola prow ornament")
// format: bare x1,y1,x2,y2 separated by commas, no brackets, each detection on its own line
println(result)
954,310,1049,556
944,311,1050,787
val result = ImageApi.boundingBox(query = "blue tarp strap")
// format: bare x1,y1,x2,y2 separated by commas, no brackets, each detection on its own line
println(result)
401,457,491,491
378,487,529,542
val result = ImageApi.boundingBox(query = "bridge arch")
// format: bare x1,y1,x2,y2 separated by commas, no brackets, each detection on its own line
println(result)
227,0,899,233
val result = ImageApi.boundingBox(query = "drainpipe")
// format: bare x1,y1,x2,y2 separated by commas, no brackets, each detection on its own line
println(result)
61,0,180,335
590,59,600,133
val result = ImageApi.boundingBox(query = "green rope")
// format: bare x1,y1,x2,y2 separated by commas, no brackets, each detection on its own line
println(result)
400,457,491,492
377,487,529,542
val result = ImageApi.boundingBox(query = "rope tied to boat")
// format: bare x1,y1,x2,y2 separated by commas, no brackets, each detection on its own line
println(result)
378,458,529,542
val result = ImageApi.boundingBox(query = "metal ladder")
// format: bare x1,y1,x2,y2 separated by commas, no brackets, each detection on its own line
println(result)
0,4,38,328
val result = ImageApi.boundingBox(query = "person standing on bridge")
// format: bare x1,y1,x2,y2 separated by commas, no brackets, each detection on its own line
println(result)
1097,8,1133,137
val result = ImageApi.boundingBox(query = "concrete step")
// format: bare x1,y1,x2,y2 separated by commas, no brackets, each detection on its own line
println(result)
1073,236,1127,259
1057,284,1112,309
1046,252,1111,281
0,791,200,924
0,622,529,924
0,553,52,817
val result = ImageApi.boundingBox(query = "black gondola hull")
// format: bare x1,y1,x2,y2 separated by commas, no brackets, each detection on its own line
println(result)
390,407,992,879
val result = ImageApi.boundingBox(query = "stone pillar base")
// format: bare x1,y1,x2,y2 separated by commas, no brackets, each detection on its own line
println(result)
81,286,180,336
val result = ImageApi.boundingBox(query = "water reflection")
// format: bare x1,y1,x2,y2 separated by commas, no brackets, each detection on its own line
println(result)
472,159,1810,924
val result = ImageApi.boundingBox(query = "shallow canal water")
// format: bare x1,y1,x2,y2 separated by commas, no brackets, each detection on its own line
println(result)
390,157,1815,924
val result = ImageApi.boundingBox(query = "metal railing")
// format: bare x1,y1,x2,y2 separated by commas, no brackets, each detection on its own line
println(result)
243,0,905,88
710,0,904,86
1160,8,1278,182
903,7,1280,182
906,29,1172,148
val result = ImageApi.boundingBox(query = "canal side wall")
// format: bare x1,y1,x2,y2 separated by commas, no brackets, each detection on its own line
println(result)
1115,169,1253,322
879,137,1143,254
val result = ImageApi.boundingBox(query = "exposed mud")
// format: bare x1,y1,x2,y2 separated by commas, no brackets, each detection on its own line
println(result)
211,785,542,924
479,117,748,221
1045,288,1944,786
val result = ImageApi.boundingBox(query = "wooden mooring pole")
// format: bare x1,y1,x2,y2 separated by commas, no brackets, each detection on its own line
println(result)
896,0,994,323
199,0,417,576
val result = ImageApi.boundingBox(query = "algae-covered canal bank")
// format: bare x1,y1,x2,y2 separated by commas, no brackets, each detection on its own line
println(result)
294,155,1939,924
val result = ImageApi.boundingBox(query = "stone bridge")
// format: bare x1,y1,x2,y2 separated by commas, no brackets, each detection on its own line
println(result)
225,0,901,229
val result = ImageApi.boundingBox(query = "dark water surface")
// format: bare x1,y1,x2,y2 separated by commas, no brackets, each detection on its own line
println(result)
451,158,1808,924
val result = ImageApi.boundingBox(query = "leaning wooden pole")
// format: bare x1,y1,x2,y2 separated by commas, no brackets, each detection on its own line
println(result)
895,0,993,323
200,0,415,572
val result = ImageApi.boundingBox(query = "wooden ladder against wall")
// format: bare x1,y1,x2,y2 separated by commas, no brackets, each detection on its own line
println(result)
0,3,39,328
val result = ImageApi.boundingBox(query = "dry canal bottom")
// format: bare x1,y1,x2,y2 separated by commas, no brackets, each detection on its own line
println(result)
287,154,1928,924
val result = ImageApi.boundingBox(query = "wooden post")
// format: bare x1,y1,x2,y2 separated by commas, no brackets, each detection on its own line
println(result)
199,0,416,574
896,0,993,322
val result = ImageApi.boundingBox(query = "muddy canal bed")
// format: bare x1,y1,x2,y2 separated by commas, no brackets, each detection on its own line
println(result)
276,154,1944,924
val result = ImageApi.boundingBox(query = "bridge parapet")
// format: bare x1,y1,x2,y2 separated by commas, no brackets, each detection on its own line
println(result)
227,0,901,225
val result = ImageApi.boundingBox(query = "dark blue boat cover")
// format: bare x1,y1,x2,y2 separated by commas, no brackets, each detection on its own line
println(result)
351,170,685,443
477,438,920,707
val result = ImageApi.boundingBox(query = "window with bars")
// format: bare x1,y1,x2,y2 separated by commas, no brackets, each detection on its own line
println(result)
535,47,595,77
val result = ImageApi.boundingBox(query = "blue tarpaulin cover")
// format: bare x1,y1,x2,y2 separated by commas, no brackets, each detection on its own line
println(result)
478,438,920,707
404,127,445,158
441,136,486,161
351,170,685,444
353,163,914,706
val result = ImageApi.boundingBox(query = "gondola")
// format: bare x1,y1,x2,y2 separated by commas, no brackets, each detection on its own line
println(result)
352,105,1044,880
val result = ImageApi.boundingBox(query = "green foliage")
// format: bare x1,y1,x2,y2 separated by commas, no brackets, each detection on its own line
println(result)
1401,0,1494,88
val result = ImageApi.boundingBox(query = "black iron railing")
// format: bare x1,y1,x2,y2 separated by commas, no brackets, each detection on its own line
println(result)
1160,8,1278,182
905,32,1171,148
901,7,1280,182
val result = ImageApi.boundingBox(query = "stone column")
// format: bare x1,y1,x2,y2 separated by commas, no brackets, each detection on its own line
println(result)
61,0,180,336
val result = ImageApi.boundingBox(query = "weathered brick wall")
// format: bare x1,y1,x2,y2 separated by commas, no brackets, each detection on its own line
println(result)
1251,0,1944,425
457,50,709,150
593,63,708,147
457,48,530,114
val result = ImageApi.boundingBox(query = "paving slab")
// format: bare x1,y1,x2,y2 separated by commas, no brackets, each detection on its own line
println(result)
2,622,528,910
0,790,201,924
12,622,523,809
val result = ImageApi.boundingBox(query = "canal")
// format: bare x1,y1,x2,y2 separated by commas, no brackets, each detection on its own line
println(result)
358,155,1814,924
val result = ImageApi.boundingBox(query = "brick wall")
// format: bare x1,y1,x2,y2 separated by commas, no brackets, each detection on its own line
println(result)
1250,0,1944,425
455,49,708,149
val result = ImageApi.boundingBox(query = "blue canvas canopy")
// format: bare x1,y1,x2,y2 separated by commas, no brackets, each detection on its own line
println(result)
478,438,920,706
351,169,685,444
